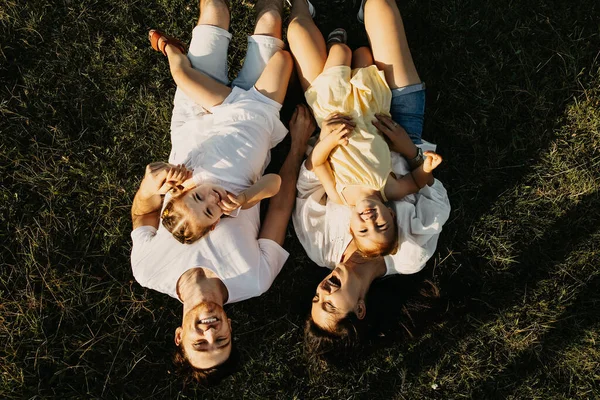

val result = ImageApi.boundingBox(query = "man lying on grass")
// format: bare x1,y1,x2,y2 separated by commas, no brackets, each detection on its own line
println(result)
130,106,314,384
130,0,315,384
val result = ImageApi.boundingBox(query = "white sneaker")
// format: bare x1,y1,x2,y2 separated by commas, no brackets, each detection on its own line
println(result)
286,0,316,18
357,0,366,24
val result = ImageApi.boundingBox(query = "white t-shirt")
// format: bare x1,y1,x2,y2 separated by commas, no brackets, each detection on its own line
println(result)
292,142,451,275
131,205,289,303
130,86,289,303
172,86,288,195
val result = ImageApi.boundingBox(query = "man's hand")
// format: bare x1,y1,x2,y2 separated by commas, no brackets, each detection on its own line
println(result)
320,112,355,142
289,104,316,149
422,151,443,173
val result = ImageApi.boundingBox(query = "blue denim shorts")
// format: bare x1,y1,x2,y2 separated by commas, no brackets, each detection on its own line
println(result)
390,82,426,145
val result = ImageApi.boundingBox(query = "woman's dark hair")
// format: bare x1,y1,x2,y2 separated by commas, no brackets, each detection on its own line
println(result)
304,277,441,375
304,311,368,370
173,343,240,386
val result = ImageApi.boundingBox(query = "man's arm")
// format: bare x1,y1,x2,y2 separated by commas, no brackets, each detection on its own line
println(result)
259,105,316,245
131,163,191,230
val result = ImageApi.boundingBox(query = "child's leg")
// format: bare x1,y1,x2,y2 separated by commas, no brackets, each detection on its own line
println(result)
351,46,374,69
164,43,232,110
254,50,294,104
323,43,352,71
364,0,420,89
287,0,327,91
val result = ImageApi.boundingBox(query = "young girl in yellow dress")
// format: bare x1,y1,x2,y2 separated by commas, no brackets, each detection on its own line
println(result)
299,27,443,257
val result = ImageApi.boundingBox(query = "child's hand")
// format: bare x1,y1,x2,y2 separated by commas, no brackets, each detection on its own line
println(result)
157,164,193,194
422,151,443,173
218,192,246,215
320,112,355,143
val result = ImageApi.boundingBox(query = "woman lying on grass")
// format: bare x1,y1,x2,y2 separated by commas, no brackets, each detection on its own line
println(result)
146,24,291,244
288,0,451,365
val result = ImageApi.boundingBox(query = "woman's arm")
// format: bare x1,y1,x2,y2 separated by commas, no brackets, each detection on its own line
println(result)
372,113,420,163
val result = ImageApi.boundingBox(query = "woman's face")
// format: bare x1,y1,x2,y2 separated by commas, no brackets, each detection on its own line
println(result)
311,265,364,331
180,184,228,227
349,198,396,253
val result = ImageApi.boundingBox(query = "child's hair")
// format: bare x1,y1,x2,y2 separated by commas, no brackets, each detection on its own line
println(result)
161,196,212,244
351,218,399,258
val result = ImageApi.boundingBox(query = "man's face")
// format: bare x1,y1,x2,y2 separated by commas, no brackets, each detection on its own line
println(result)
310,265,364,331
175,301,232,369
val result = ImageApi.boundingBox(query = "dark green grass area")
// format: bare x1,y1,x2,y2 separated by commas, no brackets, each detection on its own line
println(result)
1,0,599,398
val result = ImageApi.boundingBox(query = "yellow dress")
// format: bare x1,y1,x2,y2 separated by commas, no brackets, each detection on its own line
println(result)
305,65,393,204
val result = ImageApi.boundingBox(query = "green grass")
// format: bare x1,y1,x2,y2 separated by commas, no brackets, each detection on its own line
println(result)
1,0,599,398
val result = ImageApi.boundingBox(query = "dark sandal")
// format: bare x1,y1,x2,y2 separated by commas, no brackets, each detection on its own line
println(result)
148,29,186,56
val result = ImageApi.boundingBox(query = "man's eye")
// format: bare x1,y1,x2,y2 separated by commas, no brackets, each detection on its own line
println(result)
360,229,368,233
207,208,213,217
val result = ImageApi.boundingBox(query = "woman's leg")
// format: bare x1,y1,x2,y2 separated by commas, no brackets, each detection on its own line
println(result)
364,0,420,89
287,0,327,91
164,43,232,110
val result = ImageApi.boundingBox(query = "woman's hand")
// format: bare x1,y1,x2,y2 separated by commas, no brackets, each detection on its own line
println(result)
218,192,246,215
372,114,417,157
320,112,355,143
422,151,443,173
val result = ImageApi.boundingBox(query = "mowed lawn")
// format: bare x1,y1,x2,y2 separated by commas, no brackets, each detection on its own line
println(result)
1,0,599,398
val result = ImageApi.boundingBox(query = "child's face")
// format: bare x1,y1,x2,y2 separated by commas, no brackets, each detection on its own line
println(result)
180,183,228,228
349,198,396,253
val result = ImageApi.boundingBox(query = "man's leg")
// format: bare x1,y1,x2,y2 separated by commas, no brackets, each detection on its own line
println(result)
169,0,234,131
230,0,287,90
364,0,420,89
287,0,327,91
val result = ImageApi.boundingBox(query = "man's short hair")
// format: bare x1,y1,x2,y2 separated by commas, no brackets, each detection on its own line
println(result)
173,343,240,386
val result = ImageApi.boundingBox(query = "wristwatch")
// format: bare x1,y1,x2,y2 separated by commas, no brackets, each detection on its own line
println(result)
407,147,424,169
